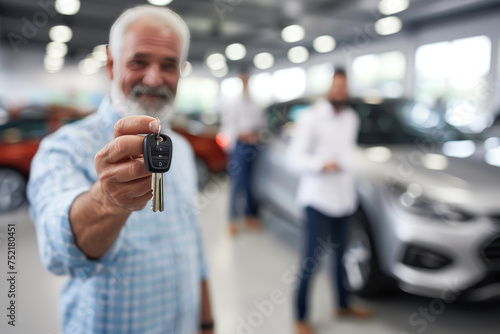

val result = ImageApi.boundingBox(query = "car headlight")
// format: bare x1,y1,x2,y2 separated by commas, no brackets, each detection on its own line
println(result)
388,182,474,222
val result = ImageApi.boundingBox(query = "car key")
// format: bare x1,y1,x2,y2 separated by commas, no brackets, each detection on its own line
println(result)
143,133,173,212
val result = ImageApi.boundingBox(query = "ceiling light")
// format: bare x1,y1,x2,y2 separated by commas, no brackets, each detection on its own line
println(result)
287,46,309,64
375,16,402,36
79,58,99,75
181,61,193,77
92,44,107,62
44,55,64,72
206,53,226,70
46,42,67,57
148,0,174,6
55,0,80,16
378,0,410,15
49,25,73,43
225,43,246,61
211,64,228,78
313,35,336,53
221,77,243,98
45,67,61,74
281,24,305,43
253,52,274,70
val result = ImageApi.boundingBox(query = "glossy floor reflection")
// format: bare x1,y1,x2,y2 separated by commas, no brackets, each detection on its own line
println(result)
0,179,499,334
200,178,500,334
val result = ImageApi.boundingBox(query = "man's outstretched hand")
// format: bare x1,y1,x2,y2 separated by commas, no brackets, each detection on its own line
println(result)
94,115,159,212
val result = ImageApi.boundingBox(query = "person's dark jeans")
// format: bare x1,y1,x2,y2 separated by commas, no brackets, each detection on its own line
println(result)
228,141,258,221
296,206,351,320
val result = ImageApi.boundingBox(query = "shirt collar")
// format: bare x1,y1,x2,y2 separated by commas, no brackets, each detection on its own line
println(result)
97,95,122,130
316,98,349,118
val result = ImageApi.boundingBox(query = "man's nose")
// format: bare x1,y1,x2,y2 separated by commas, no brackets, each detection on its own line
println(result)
143,65,163,87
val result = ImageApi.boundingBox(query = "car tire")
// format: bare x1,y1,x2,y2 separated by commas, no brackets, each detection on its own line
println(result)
343,207,390,298
195,157,210,190
0,168,27,212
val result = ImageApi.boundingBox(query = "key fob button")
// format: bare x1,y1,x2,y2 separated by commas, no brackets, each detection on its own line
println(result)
143,133,173,173
152,160,167,168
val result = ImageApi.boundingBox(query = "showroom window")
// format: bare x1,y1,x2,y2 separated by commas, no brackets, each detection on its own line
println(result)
306,63,334,97
248,68,307,106
272,67,307,102
249,72,273,107
352,51,406,98
175,77,219,113
415,35,491,129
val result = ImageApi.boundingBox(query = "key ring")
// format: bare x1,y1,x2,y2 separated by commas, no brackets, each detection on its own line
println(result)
154,117,163,145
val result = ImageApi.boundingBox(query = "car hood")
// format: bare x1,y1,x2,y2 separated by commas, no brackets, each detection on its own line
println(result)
354,142,500,214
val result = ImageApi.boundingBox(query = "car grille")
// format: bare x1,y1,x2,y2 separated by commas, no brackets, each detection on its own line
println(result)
482,236,500,271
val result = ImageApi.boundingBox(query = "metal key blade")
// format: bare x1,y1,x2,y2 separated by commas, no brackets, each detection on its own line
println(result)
151,172,164,212
157,173,164,212
151,173,157,212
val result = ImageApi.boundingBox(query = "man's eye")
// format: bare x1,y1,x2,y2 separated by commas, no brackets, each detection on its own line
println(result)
162,63,178,71
130,60,146,67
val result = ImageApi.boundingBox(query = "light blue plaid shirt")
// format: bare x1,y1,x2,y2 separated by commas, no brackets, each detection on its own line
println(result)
28,98,207,334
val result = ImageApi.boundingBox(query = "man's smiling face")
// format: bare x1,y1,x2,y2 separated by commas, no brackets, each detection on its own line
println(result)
107,19,181,117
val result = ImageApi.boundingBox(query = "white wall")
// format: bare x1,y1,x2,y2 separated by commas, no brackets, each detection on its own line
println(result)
0,45,109,108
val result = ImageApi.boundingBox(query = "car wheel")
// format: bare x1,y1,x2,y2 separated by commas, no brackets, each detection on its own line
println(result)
343,207,388,297
0,168,27,212
195,157,210,190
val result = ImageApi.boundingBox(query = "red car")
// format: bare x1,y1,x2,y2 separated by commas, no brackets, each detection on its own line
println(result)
0,105,93,211
0,107,226,211
172,125,227,188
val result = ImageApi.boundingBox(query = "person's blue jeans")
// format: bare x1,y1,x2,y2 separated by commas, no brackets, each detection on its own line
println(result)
296,206,351,320
228,141,258,221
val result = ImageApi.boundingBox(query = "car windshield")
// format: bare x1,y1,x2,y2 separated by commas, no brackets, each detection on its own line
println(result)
351,100,471,145
271,99,470,145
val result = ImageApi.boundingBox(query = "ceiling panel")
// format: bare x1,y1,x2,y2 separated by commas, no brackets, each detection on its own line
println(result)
1,0,499,70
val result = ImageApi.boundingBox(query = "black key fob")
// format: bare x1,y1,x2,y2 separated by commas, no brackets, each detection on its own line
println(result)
143,133,173,173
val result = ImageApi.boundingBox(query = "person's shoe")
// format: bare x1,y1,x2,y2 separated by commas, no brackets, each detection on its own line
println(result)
335,306,373,319
228,223,238,236
245,217,261,232
295,321,314,334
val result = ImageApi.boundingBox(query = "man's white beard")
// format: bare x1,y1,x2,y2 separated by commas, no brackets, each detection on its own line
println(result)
110,80,175,124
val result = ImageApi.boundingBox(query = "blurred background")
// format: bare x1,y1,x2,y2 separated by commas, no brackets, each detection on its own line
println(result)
1,0,500,333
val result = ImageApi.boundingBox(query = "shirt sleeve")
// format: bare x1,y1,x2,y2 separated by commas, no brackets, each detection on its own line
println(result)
286,112,326,174
27,131,124,280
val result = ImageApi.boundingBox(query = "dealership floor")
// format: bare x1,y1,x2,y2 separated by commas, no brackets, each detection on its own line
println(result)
1,179,499,334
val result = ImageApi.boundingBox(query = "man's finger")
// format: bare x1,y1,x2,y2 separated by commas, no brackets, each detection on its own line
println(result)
101,135,145,163
114,115,160,138
108,158,150,182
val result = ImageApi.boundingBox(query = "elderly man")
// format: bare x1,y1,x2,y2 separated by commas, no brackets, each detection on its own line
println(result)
28,6,213,334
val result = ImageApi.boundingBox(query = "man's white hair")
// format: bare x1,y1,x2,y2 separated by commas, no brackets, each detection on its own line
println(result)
109,5,190,68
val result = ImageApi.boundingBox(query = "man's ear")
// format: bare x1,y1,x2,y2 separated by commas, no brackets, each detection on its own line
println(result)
106,46,114,80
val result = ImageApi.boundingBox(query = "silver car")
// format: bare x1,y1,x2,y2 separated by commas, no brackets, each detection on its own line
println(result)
253,98,500,301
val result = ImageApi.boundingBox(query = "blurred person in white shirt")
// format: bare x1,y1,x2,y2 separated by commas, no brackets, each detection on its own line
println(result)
220,72,265,235
287,68,372,334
